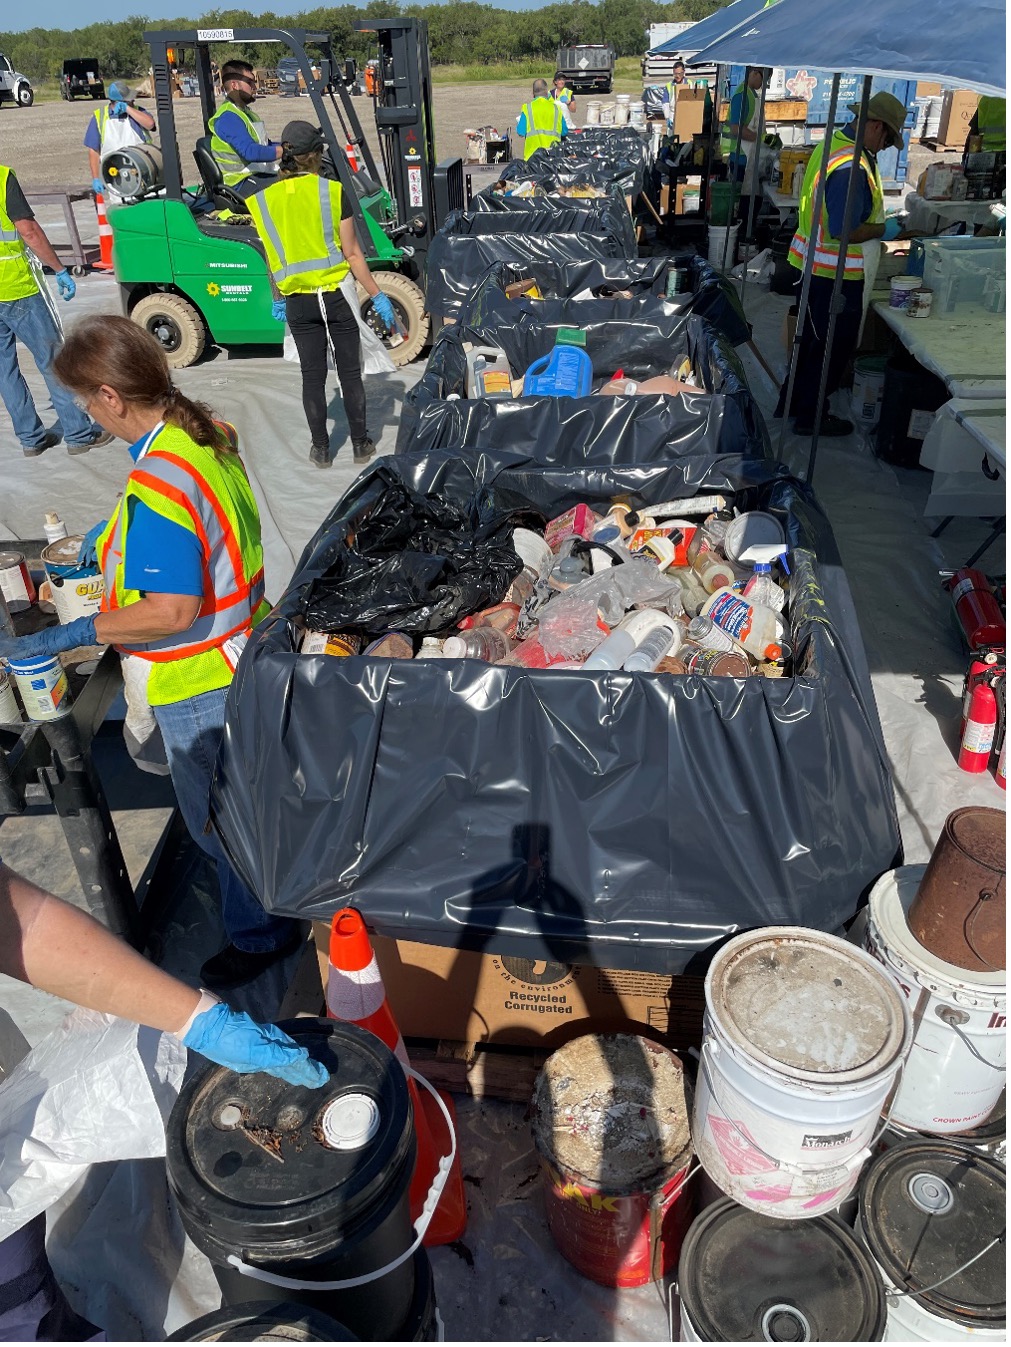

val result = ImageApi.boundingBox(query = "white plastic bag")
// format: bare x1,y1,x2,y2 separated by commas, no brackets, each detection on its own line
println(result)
282,274,396,376
0,1009,186,1239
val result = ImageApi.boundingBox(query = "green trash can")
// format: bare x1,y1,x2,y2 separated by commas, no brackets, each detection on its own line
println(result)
709,181,741,226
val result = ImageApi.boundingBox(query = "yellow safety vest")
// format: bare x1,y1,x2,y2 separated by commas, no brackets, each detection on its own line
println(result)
97,421,269,705
246,174,350,296
720,83,756,159
208,100,273,186
788,129,884,281
976,96,1006,153
521,97,564,159
0,165,39,303
555,86,573,104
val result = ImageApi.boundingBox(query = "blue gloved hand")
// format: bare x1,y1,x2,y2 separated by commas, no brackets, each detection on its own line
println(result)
0,615,97,664
371,291,396,332
78,520,108,568
271,297,286,323
182,1002,329,1088
882,216,903,241
112,100,129,116
55,270,76,301
92,177,104,195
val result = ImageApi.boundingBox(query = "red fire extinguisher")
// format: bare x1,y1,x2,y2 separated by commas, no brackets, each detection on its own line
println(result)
947,569,1006,650
959,680,998,772
962,652,1000,730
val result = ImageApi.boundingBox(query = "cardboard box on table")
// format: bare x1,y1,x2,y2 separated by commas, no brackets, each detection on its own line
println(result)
937,90,979,147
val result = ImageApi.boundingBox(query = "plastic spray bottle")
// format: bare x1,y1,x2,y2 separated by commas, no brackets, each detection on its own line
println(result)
624,617,683,672
741,544,788,613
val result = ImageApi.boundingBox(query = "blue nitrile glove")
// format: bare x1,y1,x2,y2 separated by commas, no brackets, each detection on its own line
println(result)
372,291,396,331
78,520,108,568
55,270,76,301
0,615,97,663
882,216,902,241
112,100,129,116
271,297,286,323
92,177,104,195
182,1002,329,1087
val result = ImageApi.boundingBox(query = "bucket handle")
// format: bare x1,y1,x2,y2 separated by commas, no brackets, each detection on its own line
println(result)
937,1008,1006,1071
223,1065,456,1292
647,1160,701,1283
700,1042,904,1180
885,1232,1004,1304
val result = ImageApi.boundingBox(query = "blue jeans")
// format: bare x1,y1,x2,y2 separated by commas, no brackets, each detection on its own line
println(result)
153,687,295,953
0,290,99,448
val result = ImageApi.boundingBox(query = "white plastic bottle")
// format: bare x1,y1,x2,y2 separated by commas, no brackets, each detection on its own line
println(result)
582,628,636,670
43,513,69,545
624,622,679,672
702,587,786,662
415,637,447,660
741,544,787,613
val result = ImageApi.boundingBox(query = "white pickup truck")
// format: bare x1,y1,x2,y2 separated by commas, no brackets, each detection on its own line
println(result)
0,53,34,107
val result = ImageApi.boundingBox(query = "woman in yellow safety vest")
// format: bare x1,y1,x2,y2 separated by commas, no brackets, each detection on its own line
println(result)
0,315,300,991
247,120,396,467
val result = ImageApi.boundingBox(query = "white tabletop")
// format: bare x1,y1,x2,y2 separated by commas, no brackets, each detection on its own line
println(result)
872,301,1006,399
919,398,1006,518
903,192,1000,234
763,182,799,215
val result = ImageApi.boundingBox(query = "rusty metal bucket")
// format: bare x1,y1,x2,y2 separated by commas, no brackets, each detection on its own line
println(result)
907,807,1005,971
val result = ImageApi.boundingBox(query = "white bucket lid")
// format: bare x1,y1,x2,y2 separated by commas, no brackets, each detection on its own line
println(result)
707,926,909,1085
869,866,1006,1003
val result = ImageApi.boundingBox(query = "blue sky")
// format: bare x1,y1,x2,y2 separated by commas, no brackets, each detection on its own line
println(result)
9,0,551,28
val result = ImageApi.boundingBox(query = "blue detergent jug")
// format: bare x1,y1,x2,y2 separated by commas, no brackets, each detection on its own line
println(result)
523,345,593,397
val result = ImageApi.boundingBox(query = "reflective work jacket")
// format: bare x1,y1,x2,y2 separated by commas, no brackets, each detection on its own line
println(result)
0,165,38,303
720,83,756,159
208,100,273,185
976,96,1006,153
788,129,884,281
98,421,269,706
521,97,564,159
246,173,350,296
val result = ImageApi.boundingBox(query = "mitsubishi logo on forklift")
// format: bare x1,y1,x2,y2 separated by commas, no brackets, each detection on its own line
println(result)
405,129,417,143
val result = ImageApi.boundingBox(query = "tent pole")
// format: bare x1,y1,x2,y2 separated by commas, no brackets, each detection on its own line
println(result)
721,67,748,274
738,69,769,308
805,75,872,485
776,73,841,461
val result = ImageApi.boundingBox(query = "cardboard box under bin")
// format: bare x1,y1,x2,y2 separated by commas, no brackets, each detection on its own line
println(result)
312,921,705,1050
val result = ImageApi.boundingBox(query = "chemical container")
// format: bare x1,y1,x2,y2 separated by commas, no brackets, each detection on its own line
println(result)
464,345,512,398
875,354,948,468
523,344,593,397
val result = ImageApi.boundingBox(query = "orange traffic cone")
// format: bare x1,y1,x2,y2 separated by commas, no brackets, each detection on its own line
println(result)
345,140,359,172
327,908,467,1246
93,191,114,272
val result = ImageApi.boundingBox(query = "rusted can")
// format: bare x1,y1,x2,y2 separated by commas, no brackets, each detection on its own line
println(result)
908,807,1005,971
0,550,36,614
683,647,752,677
657,655,688,675
531,1034,695,1287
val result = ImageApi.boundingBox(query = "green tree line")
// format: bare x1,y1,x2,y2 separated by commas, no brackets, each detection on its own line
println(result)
1,0,724,81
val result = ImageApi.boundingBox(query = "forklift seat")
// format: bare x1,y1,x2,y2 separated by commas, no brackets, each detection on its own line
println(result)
193,136,250,214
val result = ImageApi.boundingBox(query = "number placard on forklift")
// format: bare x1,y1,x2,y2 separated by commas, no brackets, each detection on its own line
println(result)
197,28,234,41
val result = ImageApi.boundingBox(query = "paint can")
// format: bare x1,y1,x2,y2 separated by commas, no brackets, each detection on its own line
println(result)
585,101,601,126
0,670,21,726
851,355,888,426
599,103,616,125
876,1092,1006,1165
907,286,934,317
40,536,105,625
889,276,922,310
629,101,646,128
300,630,361,657
908,807,1004,972
706,224,739,271
614,94,631,125
682,648,752,678
530,1033,695,1287
693,927,911,1220
858,1139,1006,1341
0,550,36,614
675,1197,887,1341
166,1018,424,1342
864,865,1005,1135
167,1301,357,1340
5,655,71,722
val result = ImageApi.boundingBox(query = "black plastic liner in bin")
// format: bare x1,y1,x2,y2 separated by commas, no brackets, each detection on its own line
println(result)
397,311,769,461
457,255,751,348
211,450,900,974
463,191,638,255
501,147,645,196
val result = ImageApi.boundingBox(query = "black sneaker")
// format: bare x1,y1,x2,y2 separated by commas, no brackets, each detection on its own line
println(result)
21,429,61,457
352,437,377,463
793,414,854,438
200,929,304,991
67,429,114,455
309,442,332,468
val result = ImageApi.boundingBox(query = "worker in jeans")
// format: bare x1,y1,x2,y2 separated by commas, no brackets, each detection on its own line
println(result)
0,858,327,1340
0,165,110,457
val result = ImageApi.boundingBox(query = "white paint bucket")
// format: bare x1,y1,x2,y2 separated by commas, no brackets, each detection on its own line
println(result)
865,866,1005,1135
599,103,616,125
41,536,105,625
6,654,71,721
585,101,601,126
889,275,922,310
706,224,739,271
859,1139,1006,1341
0,669,21,726
629,101,645,128
614,94,630,125
676,1197,887,1341
693,926,911,1221
851,355,887,426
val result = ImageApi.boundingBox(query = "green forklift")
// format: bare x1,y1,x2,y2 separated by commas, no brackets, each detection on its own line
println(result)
107,22,462,367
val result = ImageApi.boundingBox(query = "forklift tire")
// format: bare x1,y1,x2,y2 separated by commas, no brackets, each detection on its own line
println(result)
357,272,428,367
131,292,206,369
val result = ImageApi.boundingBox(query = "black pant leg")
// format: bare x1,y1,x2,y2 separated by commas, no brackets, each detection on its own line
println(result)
285,293,330,447
322,288,368,444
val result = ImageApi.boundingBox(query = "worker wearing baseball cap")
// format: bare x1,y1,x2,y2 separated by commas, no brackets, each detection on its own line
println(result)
84,80,156,202
781,91,910,437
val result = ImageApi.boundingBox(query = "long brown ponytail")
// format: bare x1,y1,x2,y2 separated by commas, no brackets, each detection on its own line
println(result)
53,314,237,454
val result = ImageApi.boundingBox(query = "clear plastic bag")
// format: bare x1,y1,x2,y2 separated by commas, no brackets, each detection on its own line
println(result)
538,596,606,659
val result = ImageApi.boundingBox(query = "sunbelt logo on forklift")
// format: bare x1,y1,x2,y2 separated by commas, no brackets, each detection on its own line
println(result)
206,282,252,303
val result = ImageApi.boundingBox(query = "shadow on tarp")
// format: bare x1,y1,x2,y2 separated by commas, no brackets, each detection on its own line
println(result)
210,450,901,975
397,311,768,461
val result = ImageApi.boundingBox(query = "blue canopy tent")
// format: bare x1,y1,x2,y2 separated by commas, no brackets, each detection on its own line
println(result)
647,0,779,57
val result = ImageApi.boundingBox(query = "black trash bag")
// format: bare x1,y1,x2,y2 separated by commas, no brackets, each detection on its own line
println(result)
398,310,768,461
500,146,645,195
211,449,900,975
299,462,524,635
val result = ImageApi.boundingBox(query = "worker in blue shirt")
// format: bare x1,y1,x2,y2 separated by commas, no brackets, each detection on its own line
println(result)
83,81,156,201
207,59,282,198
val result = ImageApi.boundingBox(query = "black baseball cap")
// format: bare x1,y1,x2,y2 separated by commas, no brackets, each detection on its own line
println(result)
281,121,325,153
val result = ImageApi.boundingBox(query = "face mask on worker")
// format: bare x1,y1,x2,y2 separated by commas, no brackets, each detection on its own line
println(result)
229,76,256,106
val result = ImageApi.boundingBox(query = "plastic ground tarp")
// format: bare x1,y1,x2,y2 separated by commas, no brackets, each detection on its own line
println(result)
425,207,637,321
457,256,752,348
396,311,769,460
211,449,900,974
